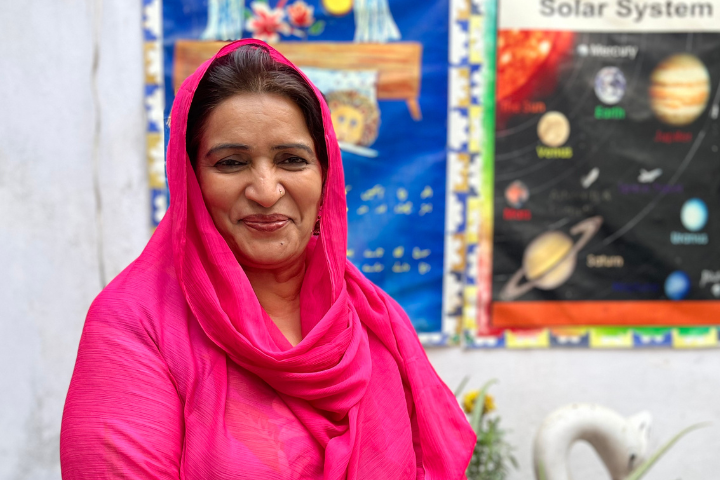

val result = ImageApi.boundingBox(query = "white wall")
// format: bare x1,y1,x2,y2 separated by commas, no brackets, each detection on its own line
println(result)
0,2,717,479
426,348,720,480
0,1,148,478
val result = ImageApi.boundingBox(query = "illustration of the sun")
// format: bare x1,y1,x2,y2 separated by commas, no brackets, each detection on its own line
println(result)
496,30,574,100
323,0,353,16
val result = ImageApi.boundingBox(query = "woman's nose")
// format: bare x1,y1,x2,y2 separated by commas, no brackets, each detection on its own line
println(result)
244,169,284,208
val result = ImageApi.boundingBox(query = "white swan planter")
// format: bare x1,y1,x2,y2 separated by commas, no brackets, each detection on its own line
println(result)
533,404,652,480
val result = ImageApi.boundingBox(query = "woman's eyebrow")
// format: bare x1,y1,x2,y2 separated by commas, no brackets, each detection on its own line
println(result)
205,143,250,157
272,143,315,156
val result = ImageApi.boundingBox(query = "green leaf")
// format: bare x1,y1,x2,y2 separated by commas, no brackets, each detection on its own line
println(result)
625,422,710,480
537,460,548,480
470,379,497,435
308,20,325,35
454,375,471,398
469,392,484,436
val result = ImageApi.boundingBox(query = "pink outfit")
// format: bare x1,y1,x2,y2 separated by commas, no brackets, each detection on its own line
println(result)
61,40,475,479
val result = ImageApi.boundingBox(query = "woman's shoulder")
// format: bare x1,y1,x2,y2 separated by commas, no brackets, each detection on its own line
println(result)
75,236,217,403
86,237,184,338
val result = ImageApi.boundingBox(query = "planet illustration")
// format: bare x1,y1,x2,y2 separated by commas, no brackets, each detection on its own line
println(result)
664,271,691,300
505,180,529,208
594,66,626,105
680,198,708,232
712,283,720,298
537,111,570,147
499,216,603,301
649,54,710,126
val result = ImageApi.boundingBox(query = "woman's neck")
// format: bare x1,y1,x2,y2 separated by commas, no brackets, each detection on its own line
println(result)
243,256,306,347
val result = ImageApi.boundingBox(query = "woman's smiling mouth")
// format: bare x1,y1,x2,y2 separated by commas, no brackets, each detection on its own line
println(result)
241,214,290,232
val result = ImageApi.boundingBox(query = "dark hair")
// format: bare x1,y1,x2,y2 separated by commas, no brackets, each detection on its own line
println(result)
186,45,328,169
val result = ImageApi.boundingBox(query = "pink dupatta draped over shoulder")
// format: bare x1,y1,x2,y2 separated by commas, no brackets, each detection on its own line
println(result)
61,40,475,479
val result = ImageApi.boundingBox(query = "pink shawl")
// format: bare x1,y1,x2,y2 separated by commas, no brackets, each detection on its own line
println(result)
61,39,475,479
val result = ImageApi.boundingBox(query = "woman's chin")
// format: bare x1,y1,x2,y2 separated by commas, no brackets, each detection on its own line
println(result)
233,237,309,270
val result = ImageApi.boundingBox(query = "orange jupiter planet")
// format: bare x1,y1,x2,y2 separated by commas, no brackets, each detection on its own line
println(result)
649,54,710,126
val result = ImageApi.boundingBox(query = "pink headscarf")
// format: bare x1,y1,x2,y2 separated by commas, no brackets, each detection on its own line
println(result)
63,39,475,479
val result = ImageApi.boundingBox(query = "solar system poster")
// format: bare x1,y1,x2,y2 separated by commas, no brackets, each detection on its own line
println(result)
144,0,471,343
476,0,720,332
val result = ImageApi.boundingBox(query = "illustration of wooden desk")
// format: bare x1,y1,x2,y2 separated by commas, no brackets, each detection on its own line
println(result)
173,41,424,120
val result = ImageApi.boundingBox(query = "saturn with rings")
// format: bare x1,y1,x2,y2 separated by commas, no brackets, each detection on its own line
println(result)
499,216,603,301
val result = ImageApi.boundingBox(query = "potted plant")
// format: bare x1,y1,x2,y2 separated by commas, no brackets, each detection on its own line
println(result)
457,378,518,480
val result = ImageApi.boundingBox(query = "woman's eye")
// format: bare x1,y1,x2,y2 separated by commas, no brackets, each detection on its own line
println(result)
280,156,308,166
215,158,246,169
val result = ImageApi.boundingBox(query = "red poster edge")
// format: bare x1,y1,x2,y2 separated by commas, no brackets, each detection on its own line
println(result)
492,301,720,328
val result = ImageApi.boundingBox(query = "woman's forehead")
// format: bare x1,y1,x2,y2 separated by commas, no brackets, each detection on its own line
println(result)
201,94,315,150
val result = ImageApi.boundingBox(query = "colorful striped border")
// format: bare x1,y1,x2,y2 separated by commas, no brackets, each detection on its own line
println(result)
143,0,168,228
464,326,720,349
438,0,484,346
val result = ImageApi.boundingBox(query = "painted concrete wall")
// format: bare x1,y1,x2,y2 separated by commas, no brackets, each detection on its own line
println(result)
426,348,720,479
0,1,148,478
0,1,717,479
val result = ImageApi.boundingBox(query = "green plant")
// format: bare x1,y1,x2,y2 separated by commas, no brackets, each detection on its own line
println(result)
625,422,710,480
459,378,518,480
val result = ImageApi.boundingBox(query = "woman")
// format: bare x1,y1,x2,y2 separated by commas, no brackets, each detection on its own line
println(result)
61,40,475,479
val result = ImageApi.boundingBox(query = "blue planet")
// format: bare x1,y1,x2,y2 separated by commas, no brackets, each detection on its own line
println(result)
680,198,708,232
594,67,627,105
665,271,691,300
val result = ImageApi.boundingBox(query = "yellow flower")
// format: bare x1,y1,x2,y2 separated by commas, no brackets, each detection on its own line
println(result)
483,394,496,414
463,391,496,414
463,390,478,414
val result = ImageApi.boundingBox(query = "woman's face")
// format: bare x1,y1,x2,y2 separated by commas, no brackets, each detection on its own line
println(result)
195,93,324,270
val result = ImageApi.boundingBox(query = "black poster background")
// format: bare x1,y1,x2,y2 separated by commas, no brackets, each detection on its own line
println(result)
492,33,720,303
